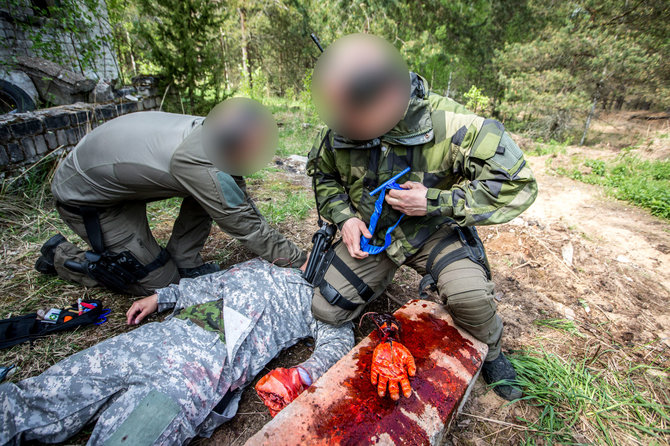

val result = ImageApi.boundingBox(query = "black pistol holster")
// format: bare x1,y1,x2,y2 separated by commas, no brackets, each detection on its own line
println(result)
60,204,170,293
302,224,375,312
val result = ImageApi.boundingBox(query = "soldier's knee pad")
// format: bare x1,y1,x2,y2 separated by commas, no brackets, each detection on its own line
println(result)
442,283,497,329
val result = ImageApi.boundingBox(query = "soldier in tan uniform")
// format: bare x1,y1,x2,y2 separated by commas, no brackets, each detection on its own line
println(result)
36,98,307,295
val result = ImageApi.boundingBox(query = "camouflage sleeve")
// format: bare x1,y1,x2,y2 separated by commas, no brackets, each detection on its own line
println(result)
155,272,225,313
425,120,538,226
298,320,354,382
306,130,356,227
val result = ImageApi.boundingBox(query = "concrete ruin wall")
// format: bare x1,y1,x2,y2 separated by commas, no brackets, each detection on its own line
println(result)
0,0,119,81
0,95,161,176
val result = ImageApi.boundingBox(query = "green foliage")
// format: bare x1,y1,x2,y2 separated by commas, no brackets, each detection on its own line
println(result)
257,188,312,224
496,0,670,140
131,0,227,114
463,85,490,114
566,154,670,220
510,350,670,445
2,0,113,80
534,318,585,338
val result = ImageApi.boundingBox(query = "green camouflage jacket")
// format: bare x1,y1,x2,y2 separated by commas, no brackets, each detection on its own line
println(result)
307,73,538,265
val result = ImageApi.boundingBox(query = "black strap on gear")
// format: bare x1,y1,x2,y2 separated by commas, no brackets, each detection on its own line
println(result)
419,226,491,298
313,243,374,312
79,206,105,253
59,202,172,293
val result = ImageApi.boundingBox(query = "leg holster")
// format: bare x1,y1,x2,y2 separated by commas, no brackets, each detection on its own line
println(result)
59,203,171,293
312,241,375,312
419,226,491,298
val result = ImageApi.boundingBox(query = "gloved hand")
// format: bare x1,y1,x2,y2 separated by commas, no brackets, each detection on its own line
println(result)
255,367,307,417
371,340,416,400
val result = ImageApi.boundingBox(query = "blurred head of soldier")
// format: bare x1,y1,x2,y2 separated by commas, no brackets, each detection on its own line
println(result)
202,97,279,176
312,33,411,141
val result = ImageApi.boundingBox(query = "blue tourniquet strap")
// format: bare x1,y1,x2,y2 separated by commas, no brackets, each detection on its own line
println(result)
360,167,410,255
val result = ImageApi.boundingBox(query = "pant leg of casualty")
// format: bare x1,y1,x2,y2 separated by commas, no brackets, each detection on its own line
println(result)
88,319,227,445
0,332,137,444
408,228,503,361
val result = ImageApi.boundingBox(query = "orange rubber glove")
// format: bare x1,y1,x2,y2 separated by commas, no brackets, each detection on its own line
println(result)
255,367,307,417
371,340,417,400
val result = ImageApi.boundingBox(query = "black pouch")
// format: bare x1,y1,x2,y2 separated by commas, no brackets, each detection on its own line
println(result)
0,299,104,349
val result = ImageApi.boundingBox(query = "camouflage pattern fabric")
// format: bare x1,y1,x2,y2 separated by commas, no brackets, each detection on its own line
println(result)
307,72,538,265
0,259,354,445
174,300,226,342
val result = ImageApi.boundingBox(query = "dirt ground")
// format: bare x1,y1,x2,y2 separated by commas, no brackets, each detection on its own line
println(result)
1,112,668,445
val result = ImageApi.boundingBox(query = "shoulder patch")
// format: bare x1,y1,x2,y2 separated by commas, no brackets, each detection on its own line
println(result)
216,171,245,207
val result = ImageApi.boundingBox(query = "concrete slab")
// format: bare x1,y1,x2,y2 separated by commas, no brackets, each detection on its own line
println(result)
245,299,488,446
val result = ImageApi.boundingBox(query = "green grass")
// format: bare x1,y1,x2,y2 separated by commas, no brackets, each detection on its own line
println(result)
510,349,670,445
526,138,570,156
257,189,312,224
562,153,670,220
534,318,586,338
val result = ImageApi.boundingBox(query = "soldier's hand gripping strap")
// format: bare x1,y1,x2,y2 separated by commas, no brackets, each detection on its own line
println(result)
419,226,491,298
313,242,375,312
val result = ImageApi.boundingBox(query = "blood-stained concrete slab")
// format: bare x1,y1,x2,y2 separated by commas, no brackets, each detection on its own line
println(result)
245,299,488,446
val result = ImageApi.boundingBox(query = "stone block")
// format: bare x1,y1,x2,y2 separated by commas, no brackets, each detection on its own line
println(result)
43,113,71,130
0,125,10,144
7,143,23,163
119,101,138,114
95,104,117,121
10,118,43,138
0,145,8,166
56,129,68,147
246,300,488,446
70,110,90,125
21,136,36,158
65,127,80,145
45,131,58,150
143,97,157,110
34,134,48,155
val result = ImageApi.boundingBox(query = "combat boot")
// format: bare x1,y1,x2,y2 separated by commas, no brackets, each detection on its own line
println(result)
178,262,221,279
35,234,67,275
481,352,523,401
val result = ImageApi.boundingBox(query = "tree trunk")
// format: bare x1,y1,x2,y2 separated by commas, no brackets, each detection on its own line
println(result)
219,27,230,93
125,28,137,76
580,95,598,146
238,7,252,88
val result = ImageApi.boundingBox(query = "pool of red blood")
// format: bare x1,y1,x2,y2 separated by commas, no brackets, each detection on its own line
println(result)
312,304,483,445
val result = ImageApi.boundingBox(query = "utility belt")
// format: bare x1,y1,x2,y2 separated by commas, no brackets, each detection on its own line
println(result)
304,223,490,312
58,202,171,293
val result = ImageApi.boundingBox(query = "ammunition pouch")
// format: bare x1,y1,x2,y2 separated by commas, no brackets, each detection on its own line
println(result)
419,226,491,298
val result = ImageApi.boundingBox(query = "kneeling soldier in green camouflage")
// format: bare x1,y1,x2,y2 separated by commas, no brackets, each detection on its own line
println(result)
1,259,353,444
306,34,538,400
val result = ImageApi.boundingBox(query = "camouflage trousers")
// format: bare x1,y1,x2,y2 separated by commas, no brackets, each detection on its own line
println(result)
312,225,503,361
0,318,230,445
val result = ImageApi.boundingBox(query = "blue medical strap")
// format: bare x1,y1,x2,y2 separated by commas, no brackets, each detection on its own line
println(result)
360,167,411,255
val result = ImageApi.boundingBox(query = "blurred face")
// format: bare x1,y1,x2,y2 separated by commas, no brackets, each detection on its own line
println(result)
202,97,278,176
312,34,410,141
